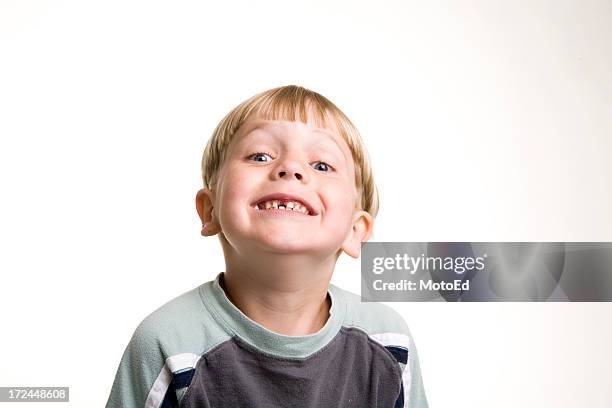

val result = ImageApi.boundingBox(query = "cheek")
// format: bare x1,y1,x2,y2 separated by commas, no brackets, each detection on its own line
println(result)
215,171,254,226
220,169,252,202
324,183,356,221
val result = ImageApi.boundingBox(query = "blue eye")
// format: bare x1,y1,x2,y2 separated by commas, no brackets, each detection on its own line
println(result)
313,161,333,172
248,152,273,162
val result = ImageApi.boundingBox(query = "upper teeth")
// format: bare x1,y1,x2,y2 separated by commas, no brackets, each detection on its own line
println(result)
255,200,310,215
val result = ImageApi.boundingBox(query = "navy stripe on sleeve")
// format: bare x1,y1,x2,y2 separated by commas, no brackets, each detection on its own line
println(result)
385,345,408,364
160,382,179,408
174,368,196,389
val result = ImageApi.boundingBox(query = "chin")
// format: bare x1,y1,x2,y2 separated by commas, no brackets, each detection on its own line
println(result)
260,236,343,256
257,238,312,254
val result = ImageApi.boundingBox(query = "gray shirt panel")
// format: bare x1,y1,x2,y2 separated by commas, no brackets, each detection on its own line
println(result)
181,327,402,408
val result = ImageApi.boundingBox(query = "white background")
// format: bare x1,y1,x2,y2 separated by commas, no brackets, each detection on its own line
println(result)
1,0,611,407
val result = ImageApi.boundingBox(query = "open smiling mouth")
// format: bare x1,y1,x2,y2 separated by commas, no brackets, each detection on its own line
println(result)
251,198,317,216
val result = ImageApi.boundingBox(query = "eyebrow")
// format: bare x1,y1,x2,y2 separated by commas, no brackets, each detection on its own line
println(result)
311,131,348,163
242,123,345,153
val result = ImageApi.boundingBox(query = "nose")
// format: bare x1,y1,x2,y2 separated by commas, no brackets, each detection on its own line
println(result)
272,153,309,183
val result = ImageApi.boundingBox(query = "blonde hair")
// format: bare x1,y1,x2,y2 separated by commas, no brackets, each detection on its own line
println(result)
201,85,379,218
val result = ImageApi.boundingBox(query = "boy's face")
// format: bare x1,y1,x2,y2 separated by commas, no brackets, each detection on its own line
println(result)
197,114,373,258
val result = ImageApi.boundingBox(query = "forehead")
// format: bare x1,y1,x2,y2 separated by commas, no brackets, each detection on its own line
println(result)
233,116,349,153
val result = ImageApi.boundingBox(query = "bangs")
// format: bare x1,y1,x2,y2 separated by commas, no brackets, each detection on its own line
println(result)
241,86,338,131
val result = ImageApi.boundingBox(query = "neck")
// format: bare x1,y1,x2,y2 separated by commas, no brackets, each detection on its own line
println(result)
220,245,339,336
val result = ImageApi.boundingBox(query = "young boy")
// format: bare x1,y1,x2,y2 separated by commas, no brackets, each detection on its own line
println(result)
105,85,429,407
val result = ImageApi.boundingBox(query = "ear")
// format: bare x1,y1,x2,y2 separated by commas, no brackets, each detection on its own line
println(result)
195,188,221,237
341,210,374,259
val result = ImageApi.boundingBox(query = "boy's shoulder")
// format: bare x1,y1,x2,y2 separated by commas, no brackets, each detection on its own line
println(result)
331,283,414,339
106,281,228,408
129,281,229,358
